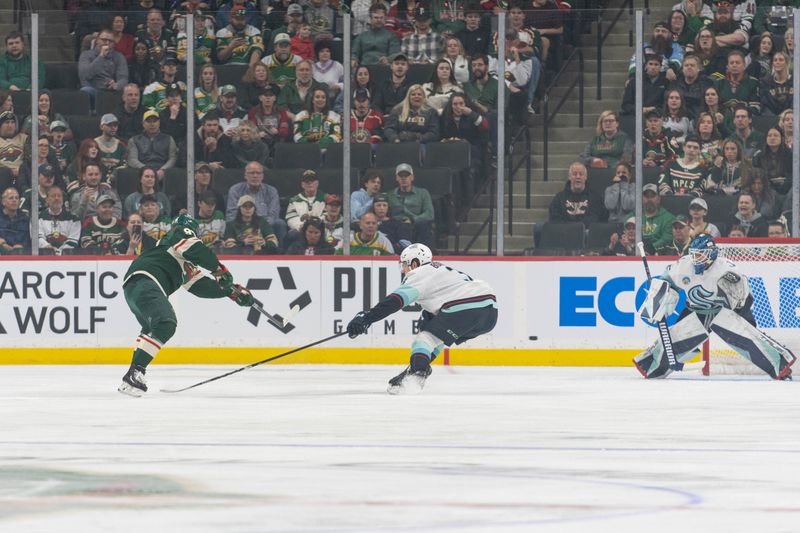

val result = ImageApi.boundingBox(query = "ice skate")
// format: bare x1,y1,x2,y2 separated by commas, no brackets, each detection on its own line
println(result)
118,364,148,397
387,355,432,395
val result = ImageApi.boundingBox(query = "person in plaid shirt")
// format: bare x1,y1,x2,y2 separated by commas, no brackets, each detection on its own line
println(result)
400,6,445,64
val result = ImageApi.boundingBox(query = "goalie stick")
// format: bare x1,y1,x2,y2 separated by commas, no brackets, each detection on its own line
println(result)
637,242,682,371
160,331,347,393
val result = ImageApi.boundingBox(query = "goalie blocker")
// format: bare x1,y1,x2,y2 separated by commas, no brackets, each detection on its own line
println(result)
634,235,797,380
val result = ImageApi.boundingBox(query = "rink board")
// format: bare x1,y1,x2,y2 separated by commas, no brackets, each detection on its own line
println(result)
0,256,797,365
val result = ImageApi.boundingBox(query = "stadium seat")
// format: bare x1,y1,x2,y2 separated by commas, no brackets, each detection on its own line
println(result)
407,63,434,85
267,167,305,198
423,140,470,171
587,167,615,198
51,90,91,116
331,39,344,64
0,168,13,191
660,194,693,217
216,64,249,87
703,194,737,224
641,166,661,185
45,63,79,90
315,168,357,197
539,222,585,253
66,114,100,143
586,222,619,251
366,64,390,88
273,143,322,169
752,115,777,134
96,90,122,116
619,114,635,139
322,142,373,169
114,167,141,200
213,167,245,201
373,141,421,168
163,168,188,216
11,91,31,117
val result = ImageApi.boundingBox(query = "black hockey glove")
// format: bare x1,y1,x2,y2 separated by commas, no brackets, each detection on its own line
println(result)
347,312,371,338
228,284,254,307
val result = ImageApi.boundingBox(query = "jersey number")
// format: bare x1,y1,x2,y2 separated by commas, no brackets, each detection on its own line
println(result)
443,265,473,282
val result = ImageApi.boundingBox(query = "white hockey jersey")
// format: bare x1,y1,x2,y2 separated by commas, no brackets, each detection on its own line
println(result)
661,255,749,314
392,262,495,314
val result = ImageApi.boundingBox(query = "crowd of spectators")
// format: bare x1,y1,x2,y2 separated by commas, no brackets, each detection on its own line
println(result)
544,0,798,256
0,0,579,256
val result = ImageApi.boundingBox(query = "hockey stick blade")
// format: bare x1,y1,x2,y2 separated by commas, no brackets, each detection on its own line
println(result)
283,305,301,327
160,331,347,393
637,242,682,371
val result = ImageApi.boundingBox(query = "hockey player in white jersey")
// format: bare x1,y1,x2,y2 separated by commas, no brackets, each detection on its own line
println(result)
346,243,498,393
635,234,796,379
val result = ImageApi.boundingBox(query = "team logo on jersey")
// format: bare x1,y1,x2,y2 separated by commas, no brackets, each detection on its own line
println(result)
681,276,691,285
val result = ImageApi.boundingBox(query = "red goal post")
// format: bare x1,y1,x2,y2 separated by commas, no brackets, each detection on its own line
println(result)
700,238,800,376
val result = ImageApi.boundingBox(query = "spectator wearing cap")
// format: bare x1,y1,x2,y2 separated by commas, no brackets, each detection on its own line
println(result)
605,216,638,256
387,163,434,248
233,120,271,167
285,168,327,244
123,166,171,219
335,210,395,255
0,30,45,91
158,83,188,139
216,5,264,66
657,215,692,256
126,109,178,180
322,193,343,244
707,0,751,51
384,84,440,143
547,162,608,228
134,8,177,64
269,2,304,43
642,110,676,168
687,197,721,238
603,162,635,224
114,84,145,141
658,135,707,196
728,191,768,237
642,182,675,252
279,59,327,117
0,110,27,179
285,216,336,255
261,32,303,87
188,162,226,214
70,162,121,221
621,53,669,116
350,89,384,144
216,0,262,31
195,189,227,248
180,111,238,170
20,164,58,215
351,4,400,68
456,6,490,58
372,192,412,252
223,193,280,254
313,40,344,95
94,114,128,178
0,186,29,253
401,6,445,64
351,169,383,222
248,83,292,151
628,21,683,80
139,193,172,241
293,87,342,147
225,161,287,244
78,27,130,107
142,55,187,111
79,193,126,254
372,52,411,116
49,120,76,174
206,84,249,133
38,186,80,255
21,89,73,142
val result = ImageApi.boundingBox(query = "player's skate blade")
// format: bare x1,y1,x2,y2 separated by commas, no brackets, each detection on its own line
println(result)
118,364,148,397
387,364,432,395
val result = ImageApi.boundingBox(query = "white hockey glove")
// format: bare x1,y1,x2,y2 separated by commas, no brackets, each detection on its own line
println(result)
639,278,679,323
717,272,749,310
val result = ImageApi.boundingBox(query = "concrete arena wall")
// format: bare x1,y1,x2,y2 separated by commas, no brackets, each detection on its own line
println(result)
0,256,797,365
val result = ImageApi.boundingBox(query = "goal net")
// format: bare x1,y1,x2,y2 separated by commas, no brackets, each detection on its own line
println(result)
701,238,800,376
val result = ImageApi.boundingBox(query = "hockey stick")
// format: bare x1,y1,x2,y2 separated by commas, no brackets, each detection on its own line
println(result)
637,242,682,371
231,286,296,332
160,331,348,393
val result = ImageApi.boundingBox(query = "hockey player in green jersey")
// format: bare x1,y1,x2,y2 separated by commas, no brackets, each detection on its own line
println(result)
118,213,254,396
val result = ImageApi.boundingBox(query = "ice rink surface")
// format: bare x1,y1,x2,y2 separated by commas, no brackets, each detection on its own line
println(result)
0,364,798,533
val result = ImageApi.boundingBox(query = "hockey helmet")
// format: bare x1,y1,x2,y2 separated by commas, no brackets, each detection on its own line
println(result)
688,234,718,274
172,213,200,234
400,243,433,273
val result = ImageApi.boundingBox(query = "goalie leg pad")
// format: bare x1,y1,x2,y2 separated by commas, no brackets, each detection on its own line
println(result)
710,308,798,379
633,312,709,378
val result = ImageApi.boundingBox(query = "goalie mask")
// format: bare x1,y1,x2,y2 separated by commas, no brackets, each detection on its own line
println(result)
689,234,718,274
399,243,432,275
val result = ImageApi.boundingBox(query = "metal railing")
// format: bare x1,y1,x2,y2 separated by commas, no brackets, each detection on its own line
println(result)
542,48,584,183
596,0,633,100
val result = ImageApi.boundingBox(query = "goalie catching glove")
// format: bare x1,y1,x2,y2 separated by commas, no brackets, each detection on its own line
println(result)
228,284,254,307
639,278,679,323
717,271,749,310
347,312,371,338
